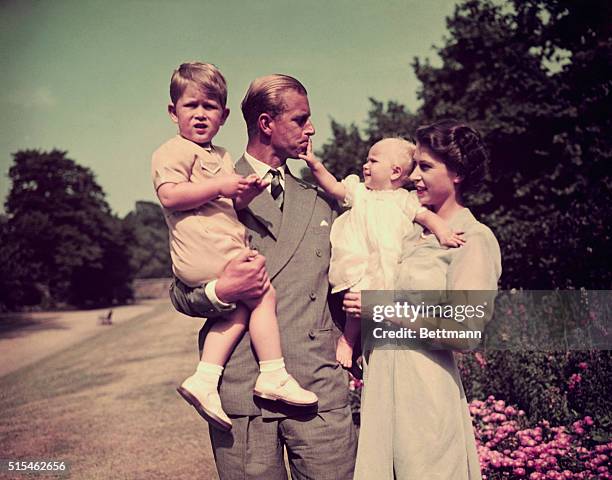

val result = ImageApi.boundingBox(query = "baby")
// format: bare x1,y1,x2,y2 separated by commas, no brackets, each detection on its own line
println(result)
151,62,317,432
300,138,464,368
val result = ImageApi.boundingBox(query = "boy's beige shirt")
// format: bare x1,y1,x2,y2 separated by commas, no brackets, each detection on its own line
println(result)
151,135,246,287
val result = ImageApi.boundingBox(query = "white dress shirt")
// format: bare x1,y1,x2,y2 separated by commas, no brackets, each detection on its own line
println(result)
243,151,286,192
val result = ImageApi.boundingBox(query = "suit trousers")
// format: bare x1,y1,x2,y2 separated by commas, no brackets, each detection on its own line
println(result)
209,405,356,480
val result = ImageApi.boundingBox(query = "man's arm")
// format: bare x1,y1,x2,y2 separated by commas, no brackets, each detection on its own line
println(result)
169,249,270,317
170,278,222,318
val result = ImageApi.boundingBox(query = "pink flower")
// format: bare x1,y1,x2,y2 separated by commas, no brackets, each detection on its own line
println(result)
475,352,487,367
568,373,582,390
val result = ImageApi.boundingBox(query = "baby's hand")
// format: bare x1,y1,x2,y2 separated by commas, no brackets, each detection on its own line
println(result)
438,230,466,248
218,174,249,199
298,139,319,167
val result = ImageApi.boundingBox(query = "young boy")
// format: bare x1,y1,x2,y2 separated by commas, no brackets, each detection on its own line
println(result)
151,62,317,432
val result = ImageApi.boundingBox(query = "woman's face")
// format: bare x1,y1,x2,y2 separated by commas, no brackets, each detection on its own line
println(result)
410,143,461,210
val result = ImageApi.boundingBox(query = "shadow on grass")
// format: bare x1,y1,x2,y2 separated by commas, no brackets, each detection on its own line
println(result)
0,368,123,413
115,380,178,402
0,314,68,338
109,348,192,368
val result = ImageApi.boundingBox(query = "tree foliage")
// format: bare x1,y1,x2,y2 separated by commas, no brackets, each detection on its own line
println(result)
316,0,611,289
123,201,171,279
0,150,133,310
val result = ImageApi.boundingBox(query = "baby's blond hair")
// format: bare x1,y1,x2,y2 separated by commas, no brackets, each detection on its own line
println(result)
376,137,416,184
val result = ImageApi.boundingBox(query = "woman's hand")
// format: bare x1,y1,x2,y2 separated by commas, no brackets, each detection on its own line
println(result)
343,291,362,320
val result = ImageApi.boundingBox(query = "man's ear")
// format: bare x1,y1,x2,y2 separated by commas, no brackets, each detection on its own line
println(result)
258,113,273,136
220,107,230,125
168,103,178,123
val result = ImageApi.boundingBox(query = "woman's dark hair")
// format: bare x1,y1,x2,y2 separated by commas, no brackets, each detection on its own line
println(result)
415,119,488,195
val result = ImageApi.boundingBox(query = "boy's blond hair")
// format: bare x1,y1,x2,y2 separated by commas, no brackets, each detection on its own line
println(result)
170,62,227,107
241,74,307,139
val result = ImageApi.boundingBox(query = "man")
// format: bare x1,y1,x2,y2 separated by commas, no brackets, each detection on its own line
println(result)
170,74,356,480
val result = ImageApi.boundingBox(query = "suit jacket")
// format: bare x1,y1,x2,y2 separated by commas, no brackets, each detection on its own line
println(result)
170,155,349,418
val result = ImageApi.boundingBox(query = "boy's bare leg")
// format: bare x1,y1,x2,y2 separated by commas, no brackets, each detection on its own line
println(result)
245,286,318,406
243,285,282,360
178,306,248,431
200,305,249,365
336,316,360,368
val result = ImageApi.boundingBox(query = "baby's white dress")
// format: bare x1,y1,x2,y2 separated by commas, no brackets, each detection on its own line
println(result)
328,174,425,293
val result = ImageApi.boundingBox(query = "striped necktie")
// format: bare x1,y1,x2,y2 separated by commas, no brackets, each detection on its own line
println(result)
268,169,284,210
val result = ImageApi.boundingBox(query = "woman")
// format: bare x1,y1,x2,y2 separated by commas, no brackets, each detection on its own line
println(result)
349,120,501,479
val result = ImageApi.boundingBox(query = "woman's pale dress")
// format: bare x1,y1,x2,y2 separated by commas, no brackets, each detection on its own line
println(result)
328,175,425,293
354,208,502,480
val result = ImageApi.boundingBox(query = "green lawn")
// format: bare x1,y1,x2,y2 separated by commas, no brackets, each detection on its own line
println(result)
0,302,220,480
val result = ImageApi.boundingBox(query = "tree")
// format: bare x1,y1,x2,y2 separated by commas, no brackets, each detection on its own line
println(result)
123,201,171,279
316,0,611,289
0,149,133,310
301,100,420,182
413,0,611,288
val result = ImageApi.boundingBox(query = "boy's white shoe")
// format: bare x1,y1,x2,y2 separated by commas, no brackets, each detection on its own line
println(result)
177,375,232,431
254,374,318,406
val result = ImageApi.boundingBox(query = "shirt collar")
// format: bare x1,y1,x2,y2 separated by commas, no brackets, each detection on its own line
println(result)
243,151,285,180
177,134,214,152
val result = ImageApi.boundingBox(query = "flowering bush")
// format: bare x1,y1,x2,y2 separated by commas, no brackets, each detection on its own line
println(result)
348,351,611,477
456,351,611,439
472,396,611,479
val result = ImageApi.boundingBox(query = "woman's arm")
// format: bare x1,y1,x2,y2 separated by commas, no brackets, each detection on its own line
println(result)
417,228,501,349
351,228,501,350
298,140,346,202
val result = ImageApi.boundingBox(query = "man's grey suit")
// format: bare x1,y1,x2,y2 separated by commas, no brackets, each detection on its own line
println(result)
170,156,356,479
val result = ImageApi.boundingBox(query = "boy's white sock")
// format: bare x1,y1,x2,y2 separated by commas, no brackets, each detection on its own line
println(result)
258,358,289,383
194,361,223,386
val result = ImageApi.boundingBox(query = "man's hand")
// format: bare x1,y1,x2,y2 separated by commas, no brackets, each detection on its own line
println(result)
215,248,270,303
234,174,270,210
343,291,361,320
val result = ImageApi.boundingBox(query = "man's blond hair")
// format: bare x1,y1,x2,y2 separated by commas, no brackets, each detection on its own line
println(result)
241,74,307,138
170,62,227,107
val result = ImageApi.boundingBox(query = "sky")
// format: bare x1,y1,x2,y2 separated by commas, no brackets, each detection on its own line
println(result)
1,0,458,217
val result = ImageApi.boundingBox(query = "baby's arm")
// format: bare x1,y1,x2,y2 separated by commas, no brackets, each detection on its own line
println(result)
415,209,465,248
157,174,249,211
298,140,346,202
